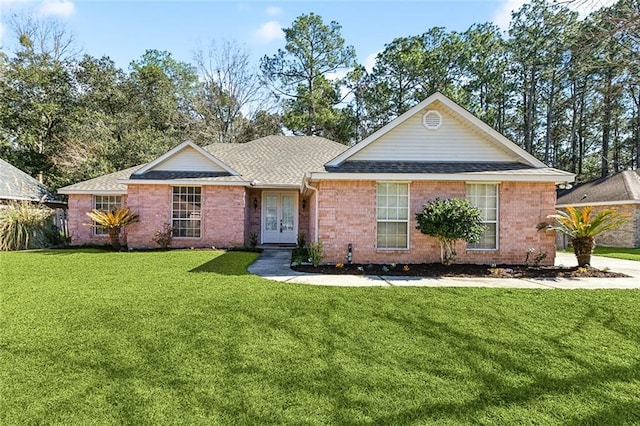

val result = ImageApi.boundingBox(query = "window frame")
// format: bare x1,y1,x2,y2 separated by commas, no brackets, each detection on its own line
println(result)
93,195,122,236
376,181,410,250
171,186,202,239
466,183,499,251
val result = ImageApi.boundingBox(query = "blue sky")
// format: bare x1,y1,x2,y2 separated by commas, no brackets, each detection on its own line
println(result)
0,0,604,71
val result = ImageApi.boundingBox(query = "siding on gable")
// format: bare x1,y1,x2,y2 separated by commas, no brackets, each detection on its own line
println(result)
154,146,227,172
350,104,521,163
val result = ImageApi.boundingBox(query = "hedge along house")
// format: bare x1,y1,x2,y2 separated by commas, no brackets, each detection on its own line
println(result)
58,136,348,248
302,92,575,265
556,170,640,248
59,93,575,264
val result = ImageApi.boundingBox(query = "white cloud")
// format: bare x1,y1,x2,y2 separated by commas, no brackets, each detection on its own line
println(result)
493,0,618,30
38,0,75,18
253,21,283,44
492,0,527,30
566,0,616,17
265,6,282,17
326,69,348,82
364,51,379,73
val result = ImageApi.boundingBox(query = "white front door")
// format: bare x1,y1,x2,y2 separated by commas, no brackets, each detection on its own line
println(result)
262,192,297,244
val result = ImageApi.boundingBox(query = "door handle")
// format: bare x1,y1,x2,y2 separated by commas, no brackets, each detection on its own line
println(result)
280,220,283,233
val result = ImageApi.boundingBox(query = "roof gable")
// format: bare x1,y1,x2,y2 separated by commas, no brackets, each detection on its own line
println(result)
133,141,238,177
327,92,547,168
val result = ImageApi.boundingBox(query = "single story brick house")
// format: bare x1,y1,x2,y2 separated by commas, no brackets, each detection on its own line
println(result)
557,170,640,248
59,93,575,264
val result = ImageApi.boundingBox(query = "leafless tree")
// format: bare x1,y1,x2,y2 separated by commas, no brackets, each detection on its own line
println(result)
192,40,274,143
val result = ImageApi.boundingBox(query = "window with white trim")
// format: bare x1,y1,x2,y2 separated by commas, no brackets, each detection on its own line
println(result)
172,187,201,238
377,182,409,249
93,195,122,236
466,183,498,249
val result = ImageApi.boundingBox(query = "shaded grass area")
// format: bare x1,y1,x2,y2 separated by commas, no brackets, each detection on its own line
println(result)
2,249,640,424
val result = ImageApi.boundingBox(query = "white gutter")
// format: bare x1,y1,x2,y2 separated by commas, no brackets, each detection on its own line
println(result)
116,179,251,186
57,189,127,195
303,174,319,243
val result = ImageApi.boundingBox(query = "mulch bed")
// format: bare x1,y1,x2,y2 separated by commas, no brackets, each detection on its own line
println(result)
292,263,628,278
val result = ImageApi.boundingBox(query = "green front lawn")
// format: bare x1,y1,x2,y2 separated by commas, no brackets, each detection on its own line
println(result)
2,249,640,424
564,246,640,261
592,246,640,261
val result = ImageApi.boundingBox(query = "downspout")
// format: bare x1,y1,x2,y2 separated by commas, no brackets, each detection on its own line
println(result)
303,174,319,242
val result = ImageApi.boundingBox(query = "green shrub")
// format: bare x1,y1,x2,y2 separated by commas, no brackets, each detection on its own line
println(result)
308,240,324,267
415,198,485,264
0,202,55,251
297,232,306,249
249,231,258,249
153,223,175,249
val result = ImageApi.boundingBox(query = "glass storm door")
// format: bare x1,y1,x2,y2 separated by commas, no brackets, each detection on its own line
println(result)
262,192,297,244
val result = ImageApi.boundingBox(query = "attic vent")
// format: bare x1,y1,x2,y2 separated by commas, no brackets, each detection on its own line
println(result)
422,110,442,130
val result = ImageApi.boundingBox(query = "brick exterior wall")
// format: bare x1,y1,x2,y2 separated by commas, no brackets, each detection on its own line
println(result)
66,194,129,246
559,204,640,248
124,184,246,249
315,180,557,265
298,196,311,244
69,187,311,249
246,189,261,244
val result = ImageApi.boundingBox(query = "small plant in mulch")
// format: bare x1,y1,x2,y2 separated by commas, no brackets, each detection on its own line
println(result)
153,224,175,249
308,241,324,267
291,262,628,279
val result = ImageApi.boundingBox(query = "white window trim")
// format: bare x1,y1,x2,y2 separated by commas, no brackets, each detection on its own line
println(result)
466,183,499,251
171,186,202,239
376,181,411,251
93,195,122,237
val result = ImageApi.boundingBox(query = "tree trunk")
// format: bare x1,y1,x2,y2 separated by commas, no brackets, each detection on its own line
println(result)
544,72,556,165
108,227,121,251
601,69,613,178
572,236,594,267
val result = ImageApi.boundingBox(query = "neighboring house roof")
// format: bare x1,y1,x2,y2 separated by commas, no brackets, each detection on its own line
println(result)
58,136,348,194
311,92,575,184
557,170,640,207
0,158,63,205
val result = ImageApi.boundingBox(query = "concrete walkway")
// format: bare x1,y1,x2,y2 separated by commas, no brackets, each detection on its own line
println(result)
247,248,640,289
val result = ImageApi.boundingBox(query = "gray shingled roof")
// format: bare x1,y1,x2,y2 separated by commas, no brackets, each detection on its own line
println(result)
58,165,141,193
0,158,62,204
557,170,640,205
59,136,349,193
326,161,534,173
204,136,348,186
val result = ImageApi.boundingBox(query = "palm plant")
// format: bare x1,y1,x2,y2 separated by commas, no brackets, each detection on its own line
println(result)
86,207,139,250
547,206,628,267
